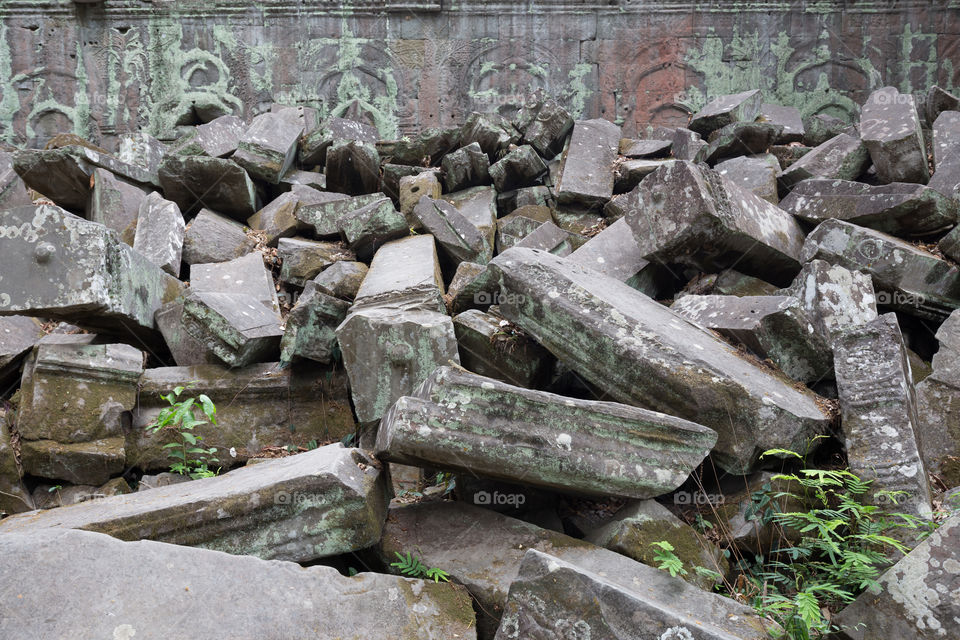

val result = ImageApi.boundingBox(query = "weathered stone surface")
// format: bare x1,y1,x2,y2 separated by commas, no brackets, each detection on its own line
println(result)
133,191,185,276
386,126,462,167
311,260,368,301
0,315,44,389
833,313,933,520
0,413,34,514
489,248,831,473
800,219,960,321
555,118,620,207
0,205,182,337
913,310,960,486
937,224,960,263
180,290,283,367
295,192,372,238
246,191,304,247
489,144,548,192
378,365,717,498
12,146,92,211
158,155,258,218
568,218,663,296
0,527,476,640
514,91,574,158
447,261,498,314
497,185,554,215
181,208,256,265
925,86,960,125
688,89,763,137
281,169,326,192
277,237,354,287
324,139,380,196
399,170,442,222
0,150,30,211
697,121,783,164
672,294,832,383
168,115,245,158
618,137,672,158
932,110,960,168
441,142,491,192
232,112,303,184
459,112,520,161
352,235,445,311
759,103,804,143
928,147,960,199
413,196,489,265
190,252,280,313
626,161,806,286
280,284,350,364
777,133,871,189
780,179,958,236
769,143,812,170
338,196,408,260
495,205,552,253
299,116,379,166
613,158,675,193
861,87,929,184
714,154,779,204
710,269,779,296
512,219,582,256
672,127,708,161
0,444,388,562
803,113,855,147
19,437,125,486
117,132,167,175
442,185,498,252
129,363,355,469
87,167,148,241
833,512,959,640
453,309,554,388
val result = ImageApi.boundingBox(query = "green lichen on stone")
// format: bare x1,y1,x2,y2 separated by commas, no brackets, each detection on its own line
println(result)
565,63,593,119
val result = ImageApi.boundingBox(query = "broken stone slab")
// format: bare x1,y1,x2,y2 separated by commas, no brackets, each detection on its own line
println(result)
514,91,574,158
618,137,672,158
381,162,424,202
0,413,35,514
933,110,960,168
280,284,350,364
489,144,548,192
672,127,708,161
496,184,554,215
299,116,379,166
696,121,784,164
129,363,355,469
190,252,279,313
714,154,780,204
19,437,125,487
626,161,806,286
311,260,368,301
555,118,620,207
280,169,326,193
0,150,31,211
447,261,498,315
779,259,878,344
780,178,958,236
803,113,856,147
861,86,929,184
513,220,582,257
245,191,305,247
709,269,779,296
181,208,257,265
117,132,167,176
758,103,804,143
489,247,831,473
324,140,380,196
441,142,491,192
459,112,521,161
0,205,182,337
399,170,442,223
0,443,389,563
294,192,369,238
688,89,764,137
133,192,185,276
87,167,148,242
583,499,729,591
413,196,490,265
777,133,871,189
443,185,498,253
12,146,93,211
833,512,959,640
453,309,554,389
498,548,773,640
833,313,933,520
0,315,44,389
158,155,258,218
232,112,304,184
351,234,445,311
567,218,663,296
800,219,960,321
937,224,960,263
277,237,354,287
916,311,960,486
168,114,245,158
671,294,832,384
0,528,476,640
495,205,553,253
613,158,675,193
925,86,960,125
377,365,717,499
928,146,960,200
385,126,462,167
769,144,811,170
338,196,408,260
180,290,283,368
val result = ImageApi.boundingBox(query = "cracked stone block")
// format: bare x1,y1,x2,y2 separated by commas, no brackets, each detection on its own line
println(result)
614,158,675,193
688,89,763,137
514,90,574,158
714,154,780,204
780,179,958,236
0,443,389,563
777,133,871,189
280,169,326,192
181,208,256,265
190,252,279,313
129,363,355,470
758,103,804,143
555,118,620,207
0,528,476,640
299,117,379,166
277,237,354,287
87,167,148,242
232,112,304,184
833,313,933,521
489,145,548,192
270,103,319,135
618,138,672,158
933,110,960,168
311,260,368,301
280,283,350,364
800,219,960,321
245,191,305,247
0,205,182,337
937,225,960,263
324,140,380,196
513,219,582,256
0,414,33,514
338,196,408,260
925,86,960,125
398,170,442,221
168,115,245,158
19,437,125,486
12,146,93,211
672,127,707,161
568,218,663,296
294,192,369,238
495,205,552,253
803,113,856,147
413,196,489,265
708,269,779,296
117,132,167,175
441,142,491,192
696,121,784,164
180,290,283,368
861,87,929,184
453,309,554,388
447,261,498,315
133,192,185,276
0,315,44,389
672,294,832,383
385,126,462,167
442,185,498,253
377,365,716,498
489,247,831,473
929,148,960,200
459,112,520,161
626,161,806,286
496,185,554,215
915,310,960,486
353,235,445,311
0,150,30,212
380,163,423,202
158,155,258,218
769,144,811,170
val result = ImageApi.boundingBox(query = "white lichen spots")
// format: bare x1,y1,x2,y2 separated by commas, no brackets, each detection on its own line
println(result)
417,425,432,437
112,624,136,640
547,289,560,299
480,381,495,390
659,627,695,640
556,433,572,451
387,587,399,601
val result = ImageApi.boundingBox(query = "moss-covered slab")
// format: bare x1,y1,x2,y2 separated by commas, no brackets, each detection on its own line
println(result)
452,309,554,388
19,436,125,486
280,284,350,364
232,112,303,184
0,444,388,563
861,87,928,184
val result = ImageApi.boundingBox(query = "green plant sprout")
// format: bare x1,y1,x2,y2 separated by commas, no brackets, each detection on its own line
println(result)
146,383,220,480
390,551,450,583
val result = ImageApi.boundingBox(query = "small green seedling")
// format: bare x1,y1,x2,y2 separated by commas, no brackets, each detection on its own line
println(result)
146,383,220,480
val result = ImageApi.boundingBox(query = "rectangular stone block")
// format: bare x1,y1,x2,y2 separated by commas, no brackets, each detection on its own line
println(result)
413,196,490,265
452,309,554,388
567,217,662,296
777,133,870,189
233,112,304,184
555,118,620,207
861,87,929,184
133,192,185,276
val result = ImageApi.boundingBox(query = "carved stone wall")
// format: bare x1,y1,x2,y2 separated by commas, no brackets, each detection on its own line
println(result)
0,0,956,147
